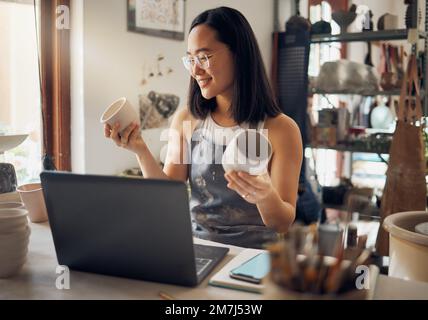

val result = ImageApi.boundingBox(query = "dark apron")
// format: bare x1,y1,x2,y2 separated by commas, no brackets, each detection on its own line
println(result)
189,119,278,249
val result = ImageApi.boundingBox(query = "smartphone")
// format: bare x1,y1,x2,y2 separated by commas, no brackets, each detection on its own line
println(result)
229,252,270,284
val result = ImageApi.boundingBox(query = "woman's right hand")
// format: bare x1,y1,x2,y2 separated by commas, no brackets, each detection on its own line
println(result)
104,121,147,156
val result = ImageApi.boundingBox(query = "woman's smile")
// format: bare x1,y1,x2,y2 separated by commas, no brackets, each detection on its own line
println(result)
197,77,212,88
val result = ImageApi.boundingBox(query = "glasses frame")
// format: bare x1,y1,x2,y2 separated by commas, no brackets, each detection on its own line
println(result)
181,48,227,73
182,53,213,72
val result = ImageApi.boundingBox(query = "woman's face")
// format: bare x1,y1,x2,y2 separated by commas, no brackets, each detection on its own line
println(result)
187,24,235,100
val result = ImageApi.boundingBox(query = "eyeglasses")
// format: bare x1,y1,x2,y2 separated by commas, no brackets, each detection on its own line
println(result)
182,53,213,72
182,48,227,72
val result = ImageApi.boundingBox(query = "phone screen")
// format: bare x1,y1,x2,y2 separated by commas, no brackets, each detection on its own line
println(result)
229,252,270,284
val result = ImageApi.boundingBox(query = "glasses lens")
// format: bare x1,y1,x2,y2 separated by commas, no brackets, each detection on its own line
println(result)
182,56,191,70
182,54,210,72
199,55,209,69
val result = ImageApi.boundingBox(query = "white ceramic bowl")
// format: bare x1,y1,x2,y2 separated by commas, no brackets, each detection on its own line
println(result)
0,245,29,262
0,191,21,203
0,225,30,244
0,237,29,253
0,240,29,254
0,218,28,233
0,209,28,230
0,134,28,153
0,226,30,240
0,207,27,220
0,202,24,210
222,130,272,175
0,229,30,264
0,217,28,231
0,208,28,232
0,223,30,278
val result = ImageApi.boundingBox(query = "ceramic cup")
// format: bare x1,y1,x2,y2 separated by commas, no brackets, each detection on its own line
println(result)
17,183,48,223
222,129,272,175
100,97,140,133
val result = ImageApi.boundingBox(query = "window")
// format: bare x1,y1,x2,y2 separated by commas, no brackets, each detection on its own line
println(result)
0,0,42,184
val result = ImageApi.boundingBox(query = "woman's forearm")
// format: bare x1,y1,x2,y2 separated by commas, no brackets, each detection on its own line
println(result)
256,190,296,233
136,145,169,180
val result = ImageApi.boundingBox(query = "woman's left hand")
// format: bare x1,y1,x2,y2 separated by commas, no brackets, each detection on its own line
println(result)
224,171,275,204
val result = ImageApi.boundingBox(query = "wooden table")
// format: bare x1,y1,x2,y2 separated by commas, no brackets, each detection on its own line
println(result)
1,222,428,300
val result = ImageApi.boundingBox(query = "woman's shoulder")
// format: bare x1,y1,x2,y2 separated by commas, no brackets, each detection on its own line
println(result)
171,107,199,124
264,114,303,155
170,107,201,134
172,107,193,121
264,114,300,136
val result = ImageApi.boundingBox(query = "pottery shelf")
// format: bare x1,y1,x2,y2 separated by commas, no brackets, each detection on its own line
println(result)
310,30,427,97
310,29,427,44
311,88,416,97
307,143,390,155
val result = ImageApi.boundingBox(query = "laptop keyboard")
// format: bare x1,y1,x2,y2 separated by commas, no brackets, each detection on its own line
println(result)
195,257,213,275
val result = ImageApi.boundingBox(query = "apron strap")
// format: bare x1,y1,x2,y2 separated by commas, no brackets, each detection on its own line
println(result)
249,122,258,130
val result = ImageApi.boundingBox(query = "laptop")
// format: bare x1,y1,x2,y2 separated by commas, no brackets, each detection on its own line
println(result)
40,171,229,287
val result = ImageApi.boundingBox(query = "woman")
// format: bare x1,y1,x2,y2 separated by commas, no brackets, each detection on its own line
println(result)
104,7,303,249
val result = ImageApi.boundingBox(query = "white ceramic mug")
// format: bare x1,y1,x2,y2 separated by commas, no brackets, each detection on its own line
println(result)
222,129,272,175
17,183,48,223
100,97,140,133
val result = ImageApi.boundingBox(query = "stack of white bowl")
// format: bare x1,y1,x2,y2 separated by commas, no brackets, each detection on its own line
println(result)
0,202,30,278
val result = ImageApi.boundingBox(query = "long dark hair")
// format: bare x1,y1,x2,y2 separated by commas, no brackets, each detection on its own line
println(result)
188,7,282,125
